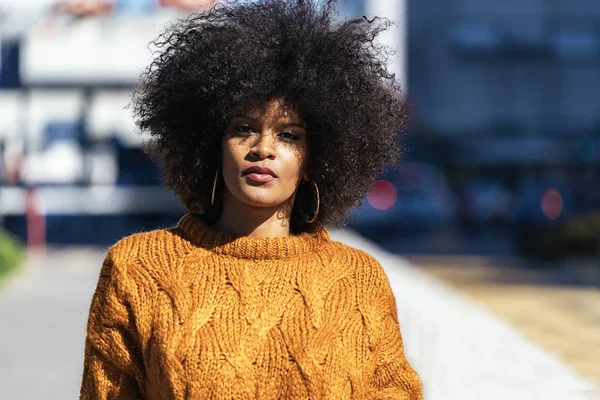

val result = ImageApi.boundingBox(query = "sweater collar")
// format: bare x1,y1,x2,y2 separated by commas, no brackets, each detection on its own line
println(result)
177,213,331,260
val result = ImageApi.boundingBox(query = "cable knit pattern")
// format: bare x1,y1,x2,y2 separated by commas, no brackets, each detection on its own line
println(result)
80,213,423,400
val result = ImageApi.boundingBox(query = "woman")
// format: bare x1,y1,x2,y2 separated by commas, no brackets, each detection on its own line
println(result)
80,0,423,399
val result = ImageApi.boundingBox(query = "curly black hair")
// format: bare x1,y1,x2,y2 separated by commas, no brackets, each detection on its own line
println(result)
132,0,409,233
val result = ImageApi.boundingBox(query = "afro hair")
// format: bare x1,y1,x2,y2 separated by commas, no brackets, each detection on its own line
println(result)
132,0,409,233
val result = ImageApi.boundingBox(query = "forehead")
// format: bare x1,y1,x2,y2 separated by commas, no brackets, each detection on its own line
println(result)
245,99,302,123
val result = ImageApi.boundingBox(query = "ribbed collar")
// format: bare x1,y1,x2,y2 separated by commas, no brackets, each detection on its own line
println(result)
177,213,331,260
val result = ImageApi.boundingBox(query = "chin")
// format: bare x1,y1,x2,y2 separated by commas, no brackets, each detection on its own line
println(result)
235,187,287,209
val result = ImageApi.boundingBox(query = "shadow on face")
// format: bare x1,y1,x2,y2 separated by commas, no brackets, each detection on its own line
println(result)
220,99,310,212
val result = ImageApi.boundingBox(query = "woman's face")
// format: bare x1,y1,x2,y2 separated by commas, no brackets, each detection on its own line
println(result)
220,100,308,210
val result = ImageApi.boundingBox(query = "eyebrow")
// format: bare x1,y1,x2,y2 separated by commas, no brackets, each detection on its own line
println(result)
279,122,306,130
231,114,306,129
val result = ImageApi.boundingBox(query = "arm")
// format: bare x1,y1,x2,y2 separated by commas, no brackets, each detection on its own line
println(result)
358,253,423,400
80,250,146,400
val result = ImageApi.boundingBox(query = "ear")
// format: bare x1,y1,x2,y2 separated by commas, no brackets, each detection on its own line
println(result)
303,173,310,182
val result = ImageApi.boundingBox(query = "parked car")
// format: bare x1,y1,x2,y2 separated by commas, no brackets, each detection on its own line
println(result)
348,162,458,233
459,178,513,225
517,211,600,260
511,175,578,259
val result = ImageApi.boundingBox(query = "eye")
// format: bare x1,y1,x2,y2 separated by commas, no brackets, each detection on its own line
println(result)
234,125,254,134
279,131,300,141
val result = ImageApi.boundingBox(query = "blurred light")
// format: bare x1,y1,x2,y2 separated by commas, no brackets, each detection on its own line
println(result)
541,189,563,221
368,180,397,211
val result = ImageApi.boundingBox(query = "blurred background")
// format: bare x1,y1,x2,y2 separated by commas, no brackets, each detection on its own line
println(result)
0,0,599,397
1,0,599,258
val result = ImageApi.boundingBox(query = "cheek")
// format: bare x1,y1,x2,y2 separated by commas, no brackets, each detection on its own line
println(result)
285,146,308,180
221,141,243,172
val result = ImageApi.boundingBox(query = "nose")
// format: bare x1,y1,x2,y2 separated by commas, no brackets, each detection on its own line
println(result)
249,132,276,160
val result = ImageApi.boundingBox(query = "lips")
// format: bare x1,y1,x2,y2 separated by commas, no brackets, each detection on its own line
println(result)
241,165,277,184
241,166,277,178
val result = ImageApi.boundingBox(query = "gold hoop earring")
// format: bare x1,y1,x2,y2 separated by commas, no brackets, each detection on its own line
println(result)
211,166,219,207
306,180,320,224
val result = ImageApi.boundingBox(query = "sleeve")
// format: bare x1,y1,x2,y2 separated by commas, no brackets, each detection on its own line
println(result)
80,249,146,400
359,253,423,400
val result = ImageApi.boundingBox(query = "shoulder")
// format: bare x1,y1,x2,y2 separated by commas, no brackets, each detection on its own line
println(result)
320,240,391,289
323,241,385,273
100,226,196,289
107,226,194,265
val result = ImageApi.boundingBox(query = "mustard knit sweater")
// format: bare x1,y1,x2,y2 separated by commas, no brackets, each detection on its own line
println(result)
80,213,423,400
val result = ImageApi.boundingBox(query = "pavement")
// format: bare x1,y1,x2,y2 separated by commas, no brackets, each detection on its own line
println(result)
409,255,600,387
0,247,106,400
0,232,598,400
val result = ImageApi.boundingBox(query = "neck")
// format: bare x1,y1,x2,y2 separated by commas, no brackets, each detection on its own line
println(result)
212,190,294,238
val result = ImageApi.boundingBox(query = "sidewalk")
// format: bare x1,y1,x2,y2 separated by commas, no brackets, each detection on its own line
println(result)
409,255,600,387
0,232,598,400
0,247,105,400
